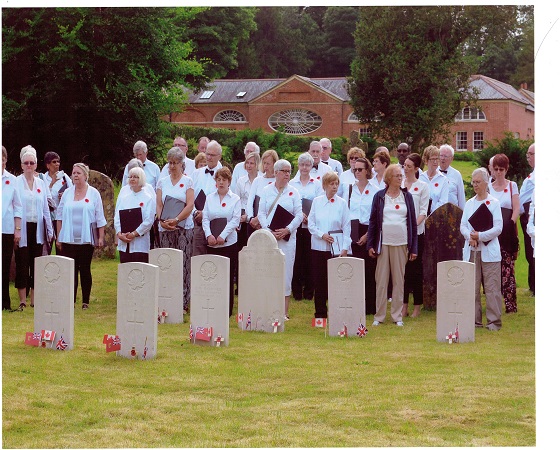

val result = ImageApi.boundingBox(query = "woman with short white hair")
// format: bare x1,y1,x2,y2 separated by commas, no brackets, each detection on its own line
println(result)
14,146,54,309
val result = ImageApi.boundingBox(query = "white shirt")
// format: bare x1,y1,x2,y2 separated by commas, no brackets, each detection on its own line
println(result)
43,171,72,208
338,168,356,196
371,173,386,191
123,159,161,191
321,157,343,177
114,186,156,254
2,170,22,234
56,184,106,245
190,163,223,211
246,174,275,219
160,156,196,181
15,175,53,247
345,180,380,225
527,192,535,250
257,182,303,242
202,190,241,248
439,165,466,210
382,192,408,246
118,183,156,201
233,174,257,221
488,181,519,210
519,170,535,208
460,195,502,262
290,175,323,229
308,195,351,252
230,162,262,193
294,160,332,183
419,170,449,213
156,174,194,230
403,180,430,235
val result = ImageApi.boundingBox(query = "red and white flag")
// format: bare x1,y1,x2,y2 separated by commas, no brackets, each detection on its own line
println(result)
338,324,348,338
195,326,212,342
237,313,244,324
312,318,327,328
105,335,121,353
41,329,56,341
25,332,41,347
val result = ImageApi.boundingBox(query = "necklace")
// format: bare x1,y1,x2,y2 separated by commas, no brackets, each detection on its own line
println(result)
386,190,402,203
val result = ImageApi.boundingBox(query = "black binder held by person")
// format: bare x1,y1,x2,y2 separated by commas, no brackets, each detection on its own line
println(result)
194,190,206,212
468,202,493,246
301,198,313,217
269,204,294,241
209,217,228,242
119,207,143,234
161,196,187,228
328,229,344,257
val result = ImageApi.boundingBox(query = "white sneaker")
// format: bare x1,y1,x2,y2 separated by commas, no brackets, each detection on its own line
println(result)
372,320,380,326
396,321,404,327
388,297,392,302
284,315,290,321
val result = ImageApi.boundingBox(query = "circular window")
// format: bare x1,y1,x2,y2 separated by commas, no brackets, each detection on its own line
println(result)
268,109,322,135
214,110,246,122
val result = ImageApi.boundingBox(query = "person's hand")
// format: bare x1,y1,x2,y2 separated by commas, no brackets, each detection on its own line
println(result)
469,238,478,248
161,219,177,230
14,229,21,247
470,230,479,241
216,236,225,246
357,233,367,246
368,248,377,258
240,214,247,223
194,211,202,224
125,231,137,241
207,235,217,246
322,233,334,244
118,232,130,243
273,228,289,241
96,236,104,248
249,217,261,230
340,250,348,257
302,213,308,224
409,253,417,261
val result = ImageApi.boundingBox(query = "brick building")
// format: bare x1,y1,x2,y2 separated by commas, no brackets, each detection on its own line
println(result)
170,74,534,152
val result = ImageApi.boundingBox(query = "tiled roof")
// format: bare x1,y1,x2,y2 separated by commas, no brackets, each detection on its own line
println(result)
468,75,534,107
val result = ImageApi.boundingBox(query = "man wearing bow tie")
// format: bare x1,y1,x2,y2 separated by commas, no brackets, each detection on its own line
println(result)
121,140,161,191
191,140,223,256
438,144,465,210
319,138,343,176
294,141,332,182
159,136,196,180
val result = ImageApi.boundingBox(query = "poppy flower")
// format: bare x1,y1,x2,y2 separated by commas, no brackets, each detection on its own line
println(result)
330,198,334,203
140,202,144,207
5,180,9,185
222,203,226,207
528,174,531,178
395,205,400,210
317,176,321,180
486,200,490,205
504,188,508,193
414,187,418,191
365,190,369,195
62,180,65,184
37,188,41,193
85,198,90,203
435,183,439,188
289,192,293,196
310,179,314,182
268,181,272,184
180,184,184,188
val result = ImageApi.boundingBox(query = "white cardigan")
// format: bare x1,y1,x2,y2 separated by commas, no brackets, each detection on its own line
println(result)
15,175,53,247
114,187,156,254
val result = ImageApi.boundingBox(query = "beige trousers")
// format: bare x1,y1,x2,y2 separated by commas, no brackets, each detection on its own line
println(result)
469,251,502,329
374,244,408,323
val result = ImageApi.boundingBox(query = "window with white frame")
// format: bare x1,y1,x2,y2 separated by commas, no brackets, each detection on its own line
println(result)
456,131,468,150
455,107,486,121
268,109,322,135
348,112,360,122
214,110,246,122
473,131,484,150
359,127,372,138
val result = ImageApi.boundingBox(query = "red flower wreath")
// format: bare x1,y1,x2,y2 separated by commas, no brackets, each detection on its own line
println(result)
268,181,272,184
310,178,314,182
317,176,321,180
504,188,508,193
414,187,418,191
62,180,65,184
222,203,226,207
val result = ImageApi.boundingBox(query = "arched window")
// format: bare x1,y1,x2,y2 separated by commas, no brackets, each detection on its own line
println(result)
268,109,322,135
214,110,246,122
455,107,486,121
348,112,360,122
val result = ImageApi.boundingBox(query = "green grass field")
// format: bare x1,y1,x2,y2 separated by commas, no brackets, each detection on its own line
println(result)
3,158,537,447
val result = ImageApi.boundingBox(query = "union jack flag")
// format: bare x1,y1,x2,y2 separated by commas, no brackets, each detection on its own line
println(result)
55,335,68,350
246,311,251,330
357,323,368,338
142,346,148,360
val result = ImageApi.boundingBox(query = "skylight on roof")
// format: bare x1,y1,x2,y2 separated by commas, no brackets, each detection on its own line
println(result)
200,90,214,99
236,91,247,98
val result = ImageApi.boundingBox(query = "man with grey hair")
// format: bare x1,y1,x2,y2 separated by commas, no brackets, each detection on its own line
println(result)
319,138,343,176
160,136,196,180
191,140,223,256
198,136,210,153
438,144,466,210
122,140,161,191
295,141,332,182
230,141,261,192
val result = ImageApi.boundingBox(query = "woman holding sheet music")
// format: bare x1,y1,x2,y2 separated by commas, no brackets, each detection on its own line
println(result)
202,167,241,316
247,149,278,235
460,168,503,331
114,167,156,263
308,171,351,319
346,157,379,315
156,146,195,314
257,159,303,320
367,164,417,327
56,162,106,310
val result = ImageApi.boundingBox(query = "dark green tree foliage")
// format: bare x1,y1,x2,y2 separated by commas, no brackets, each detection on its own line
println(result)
2,7,207,176
348,6,520,152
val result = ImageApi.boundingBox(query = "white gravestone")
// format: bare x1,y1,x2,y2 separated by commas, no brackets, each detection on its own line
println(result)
238,229,285,332
190,255,230,347
327,257,365,337
34,256,75,350
116,263,159,359
149,248,184,324
436,260,476,343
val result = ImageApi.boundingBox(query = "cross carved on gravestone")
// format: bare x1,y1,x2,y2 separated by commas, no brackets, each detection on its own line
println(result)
44,300,60,329
338,301,353,316
202,299,214,325
448,299,462,324
127,301,145,342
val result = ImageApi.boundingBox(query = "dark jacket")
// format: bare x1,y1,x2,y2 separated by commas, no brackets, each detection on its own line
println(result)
366,187,418,255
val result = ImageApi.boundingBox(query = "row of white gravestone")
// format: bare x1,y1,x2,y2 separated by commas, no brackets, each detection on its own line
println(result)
32,230,477,358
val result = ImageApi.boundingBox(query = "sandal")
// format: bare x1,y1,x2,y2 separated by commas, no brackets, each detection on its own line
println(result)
19,302,26,310
82,303,89,310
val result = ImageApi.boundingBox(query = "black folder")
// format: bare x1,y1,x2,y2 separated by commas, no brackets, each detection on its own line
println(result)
468,203,493,245
210,217,228,241
194,190,206,211
161,196,187,228
119,207,143,234
328,229,344,256
269,204,294,241
252,195,260,217
302,198,313,216
90,223,99,246
350,219,360,243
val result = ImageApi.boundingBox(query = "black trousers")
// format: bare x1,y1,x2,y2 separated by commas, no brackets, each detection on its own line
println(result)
119,251,149,264
351,241,377,314
207,244,238,317
61,243,95,304
312,249,331,318
519,211,535,293
2,234,15,310
292,227,315,300
404,233,425,305
14,223,43,291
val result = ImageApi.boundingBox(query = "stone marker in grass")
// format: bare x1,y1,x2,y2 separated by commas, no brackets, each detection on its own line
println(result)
149,248,183,324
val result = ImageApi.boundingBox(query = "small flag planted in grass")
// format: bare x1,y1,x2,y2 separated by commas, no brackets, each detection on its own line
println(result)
312,318,327,328
357,323,368,337
25,332,41,347
56,335,68,350
103,334,121,353
195,326,212,342
338,324,348,338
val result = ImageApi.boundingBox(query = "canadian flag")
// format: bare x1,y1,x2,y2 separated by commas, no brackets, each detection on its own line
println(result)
237,313,243,323
312,318,327,328
41,330,56,341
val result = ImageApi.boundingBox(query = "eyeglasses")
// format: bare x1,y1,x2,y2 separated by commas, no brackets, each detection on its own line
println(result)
22,161,36,166
493,167,506,172
321,146,329,149
206,153,219,158
352,167,366,173
277,169,291,174
349,157,359,161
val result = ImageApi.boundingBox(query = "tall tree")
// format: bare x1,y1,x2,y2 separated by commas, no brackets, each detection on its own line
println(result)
348,6,520,151
2,7,207,176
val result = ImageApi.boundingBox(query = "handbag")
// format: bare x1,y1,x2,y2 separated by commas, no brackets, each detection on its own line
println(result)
498,181,519,257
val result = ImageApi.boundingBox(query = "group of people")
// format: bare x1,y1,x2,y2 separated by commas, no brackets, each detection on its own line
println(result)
2,138,535,333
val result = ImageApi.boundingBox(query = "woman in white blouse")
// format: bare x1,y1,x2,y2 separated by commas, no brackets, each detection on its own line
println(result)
2,146,22,311
402,153,430,318
257,159,303,320
202,167,241,316
14,146,53,310
56,162,106,309
371,150,390,191
488,153,520,314
114,167,156,263
308,171,351,319
346,157,379,315
291,152,323,301
419,145,449,214
247,149,278,236
234,152,260,252
156,147,195,314
460,168,503,330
